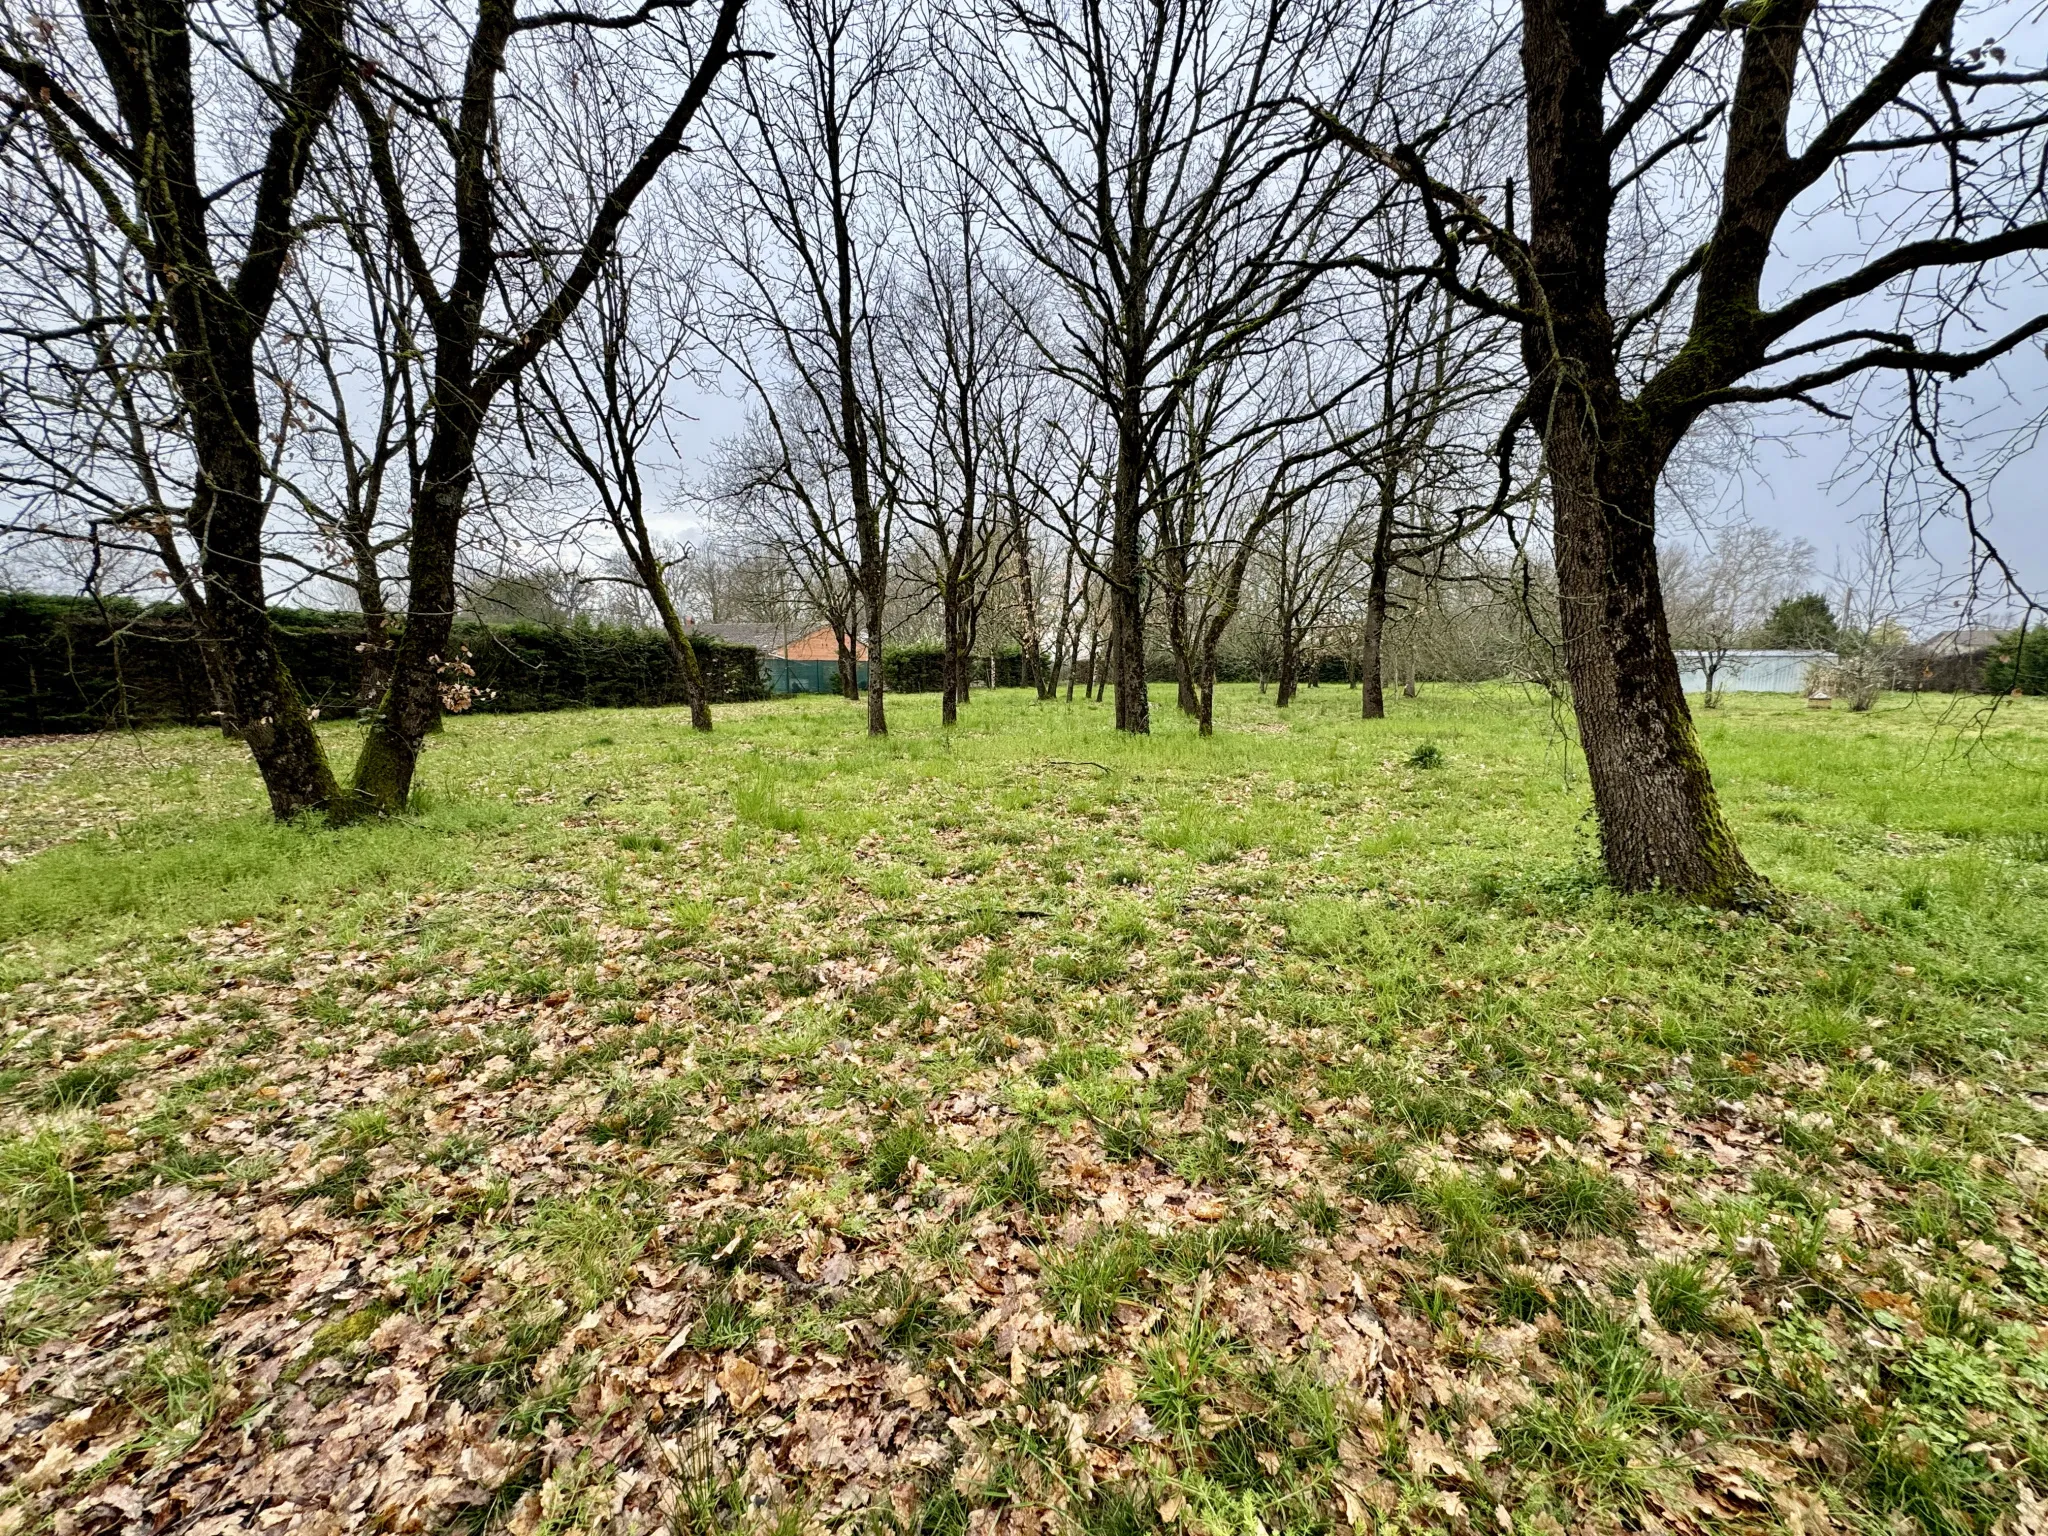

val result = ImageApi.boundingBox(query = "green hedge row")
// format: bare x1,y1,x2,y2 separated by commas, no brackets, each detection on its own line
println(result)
0,594,768,734
880,644,1031,693
1983,628,2046,696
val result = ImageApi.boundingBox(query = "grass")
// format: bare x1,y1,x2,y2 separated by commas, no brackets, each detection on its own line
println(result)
1,682,2045,1533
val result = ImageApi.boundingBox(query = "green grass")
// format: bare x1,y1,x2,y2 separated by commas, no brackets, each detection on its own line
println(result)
2,683,2045,1533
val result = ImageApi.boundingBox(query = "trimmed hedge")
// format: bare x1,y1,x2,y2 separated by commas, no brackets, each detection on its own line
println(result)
880,645,1031,693
0,593,767,734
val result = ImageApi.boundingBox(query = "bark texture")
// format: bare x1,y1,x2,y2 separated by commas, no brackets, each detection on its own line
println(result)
1521,0,1759,902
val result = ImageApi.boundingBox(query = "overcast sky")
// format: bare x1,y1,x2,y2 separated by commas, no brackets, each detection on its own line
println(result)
647,350,2045,635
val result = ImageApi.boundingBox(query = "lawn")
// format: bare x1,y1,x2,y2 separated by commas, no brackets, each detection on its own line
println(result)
1,683,2045,1536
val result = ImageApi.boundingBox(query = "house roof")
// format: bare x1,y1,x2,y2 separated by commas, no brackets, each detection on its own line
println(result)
1913,626,2001,657
681,620,863,660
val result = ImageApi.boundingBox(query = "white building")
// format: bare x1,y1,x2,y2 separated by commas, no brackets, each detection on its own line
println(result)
1675,649,1832,695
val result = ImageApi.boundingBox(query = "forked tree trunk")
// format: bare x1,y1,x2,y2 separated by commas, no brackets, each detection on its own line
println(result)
1522,0,1760,904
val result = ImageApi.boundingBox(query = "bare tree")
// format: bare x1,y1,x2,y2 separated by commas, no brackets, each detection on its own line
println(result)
1340,263,1520,719
1661,521,1814,706
703,0,903,735
343,0,749,811
1323,0,2048,902
1263,482,1364,708
530,226,715,730
706,403,867,695
958,0,1389,734
889,150,1020,725
1148,335,1366,732
3,0,358,815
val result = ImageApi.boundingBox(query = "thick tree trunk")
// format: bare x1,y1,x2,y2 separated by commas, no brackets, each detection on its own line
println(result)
1275,626,1298,708
192,475,348,817
1522,0,1760,904
181,368,348,818
1108,406,1150,733
352,453,470,813
1548,428,1758,901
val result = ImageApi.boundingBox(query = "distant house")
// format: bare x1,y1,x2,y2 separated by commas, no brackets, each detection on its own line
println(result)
1900,626,2000,693
683,621,866,694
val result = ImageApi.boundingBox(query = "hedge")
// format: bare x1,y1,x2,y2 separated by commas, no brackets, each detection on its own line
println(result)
880,644,1033,693
1983,628,2046,696
0,593,768,734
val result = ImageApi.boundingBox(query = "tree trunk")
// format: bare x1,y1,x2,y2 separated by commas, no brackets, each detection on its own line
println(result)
643,571,711,731
1547,421,1758,901
352,452,470,813
182,375,348,818
1108,404,1150,733
1169,588,1199,717
835,624,858,699
1047,551,1076,702
355,608,394,715
193,483,349,817
941,594,962,727
1360,500,1394,719
149,525,239,736
1011,512,1048,698
1523,0,1759,904
1275,625,1298,708
862,571,888,736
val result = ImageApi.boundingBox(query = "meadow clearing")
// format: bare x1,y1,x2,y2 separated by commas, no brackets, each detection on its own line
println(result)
1,684,2045,1536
